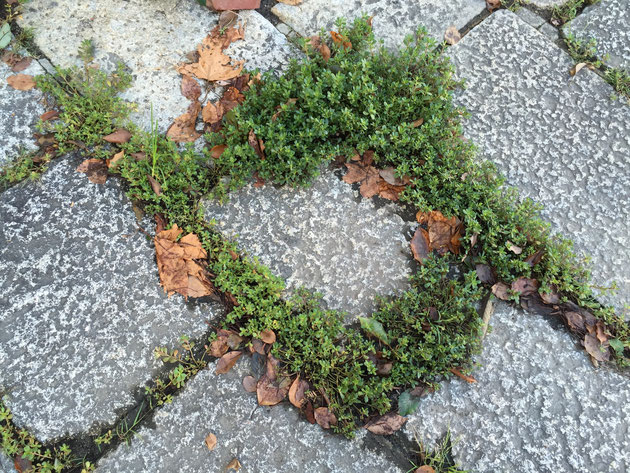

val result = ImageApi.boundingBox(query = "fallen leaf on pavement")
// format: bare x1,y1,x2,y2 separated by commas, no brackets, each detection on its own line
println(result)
416,210,463,255
511,277,539,296
103,128,132,144
177,24,245,82
491,282,510,300
364,412,406,435
210,337,229,357
205,433,217,451
11,56,32,72
570,62,587,76
40,110,60,122
154,224,215,298
304,401,316,423
486,0,501,11
243,375,257,393
314,407,337,429
444,26,461,45
288,375,309,408
7,74,36,90
76,158,108,184
450,367,476,383
226,458,241,471
181,75,201,101
257,355,291,406
216,351,242,374
106,150,125,168
410,227,431,263
14,456,33,473
308,36,331,61
583,333,609,362
167,101,202,142
415,466,436,473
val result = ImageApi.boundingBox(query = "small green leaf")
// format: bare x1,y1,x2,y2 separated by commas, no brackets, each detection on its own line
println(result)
609,338,624,355
359,317,389,344
398,390,421,416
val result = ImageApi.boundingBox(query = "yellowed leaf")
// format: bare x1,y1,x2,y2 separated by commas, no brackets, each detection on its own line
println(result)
205,433,217,451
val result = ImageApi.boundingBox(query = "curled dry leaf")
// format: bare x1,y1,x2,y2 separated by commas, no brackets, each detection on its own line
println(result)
583,333,609,362
308,36,331,61
491,282,510,300
444,26,461,45
210,337,229,357
40,110,60,122
243,375,258,393
210,144,227,159
106,150,125,168
226,458,241,471
154,224,215,298
511,277,538,296
416,210,463,255
364,412,406,435
251,339,266,355
449,367,476,383
288,375,309,408
411,118,424,128
7,73,36,90
76,158,108,184
257,355,291,406
260,329,276,344
181,75,201,101
205,433,217,451
379,167,409,186
248,129,265,160
330,31,352,50
314,407,337,429
147,175,162,196
103,128,132,144
475,264,496,285
570,62,587,76
177,24,244,82
14,456,33,473
415,466,436,473
304,401,316,424
216,350,242,374
486,0,501,11
525,249,544,267
410,227,431,263
167,101,202,143
218,11,238,30
506,241,522,255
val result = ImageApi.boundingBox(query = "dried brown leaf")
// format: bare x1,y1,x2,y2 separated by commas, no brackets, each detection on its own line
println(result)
76,158,108,184
226,458,241,471
243,375,258,393
491,282,510,300
147,175,162,196
308,36,331,61
210,144,227,159
288,375,309,408
103,128,132,144
379,167,409,186
330,31,352,50
444,26,461,45
181,75,201,101
11,57,32,72
205,433,217,451
475,264,496,285
415,467,436,473
411,118,424,128
260,329,276,344
257,355,290,406
506,241,522,255
583,334,609,362
167,102,201,142
486,0,501,11
210,338,229,357
106,150,125,168
40,110,59,122
314,407,337,429
216,350,242,374
7,74,36,90
416,210,463,255
14,456,33,473
364,412,406,435
251,339,266,355
511,277,539,296
410,227,431,263
248,129,265,160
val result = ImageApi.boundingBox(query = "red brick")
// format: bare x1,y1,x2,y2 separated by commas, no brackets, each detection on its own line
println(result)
207,0,260,10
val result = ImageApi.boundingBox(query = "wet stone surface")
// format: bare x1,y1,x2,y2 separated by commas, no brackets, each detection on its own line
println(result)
451,10,630,309
204,169,414,318
0,60,45,166
272,0,486,50
0,156,221,442
96,359,405,473
566,0,630,73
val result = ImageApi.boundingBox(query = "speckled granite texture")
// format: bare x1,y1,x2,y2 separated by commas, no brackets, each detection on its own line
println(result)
566,0,630,73
406,302,630,472
204,169,414,318
272,0,486,50
451,10,630,309
96,359,404,473
0,60,45,165
0,157,221,442
18,2,298,133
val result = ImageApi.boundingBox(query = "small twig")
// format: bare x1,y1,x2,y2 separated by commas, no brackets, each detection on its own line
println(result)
449,367,476,383
481,295,495,340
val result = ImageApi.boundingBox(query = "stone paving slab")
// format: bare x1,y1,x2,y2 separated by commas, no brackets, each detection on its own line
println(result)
566,0,630,73
406,301,630,472
271,0,486,50
0,452,12,473
18,2,298,133
451,10,630,309
0,156,222,442
96,358,404,473
204,169,413,317
0,60,45,165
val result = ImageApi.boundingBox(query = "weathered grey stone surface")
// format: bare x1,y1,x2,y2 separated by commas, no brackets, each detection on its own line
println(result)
450,10,630,309
0,60,45,165
406,302,630,472
97,359,403,473
0,451,12,473
272,0,486,49
566,0,630,72
526,0,567,7
204,169,413,317
514,7,547,28
0,156,221,442
18,2,298,133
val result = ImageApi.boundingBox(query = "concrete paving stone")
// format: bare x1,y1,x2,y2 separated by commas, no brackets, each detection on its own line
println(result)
527,0,567,7
566,0,630,73
0,156,222,442
450,10,630,309
0,60,45,166
96,358,405,473
18,2,299,133
272,0,486,50
0,452,12,473
203,169,414,318
514,6,547,28
406,301,630,472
